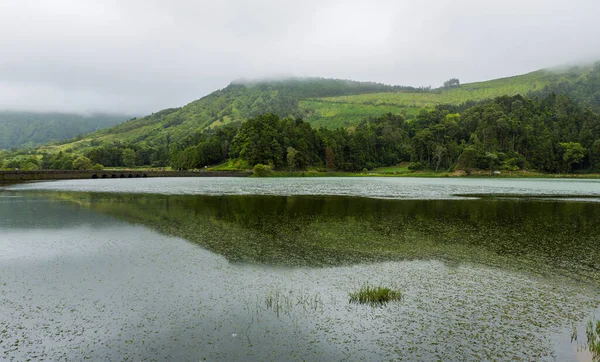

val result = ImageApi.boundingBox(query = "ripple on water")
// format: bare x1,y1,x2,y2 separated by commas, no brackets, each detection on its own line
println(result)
3,176,600,200
0,226,598,361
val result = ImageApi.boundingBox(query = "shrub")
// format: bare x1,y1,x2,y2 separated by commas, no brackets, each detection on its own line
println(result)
408,162,424,171
92,163,104,170
253,164,273,177
72,156,93,170
20,162,40,171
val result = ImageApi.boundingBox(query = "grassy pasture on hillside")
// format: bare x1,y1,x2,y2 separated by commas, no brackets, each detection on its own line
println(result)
298,70,562,128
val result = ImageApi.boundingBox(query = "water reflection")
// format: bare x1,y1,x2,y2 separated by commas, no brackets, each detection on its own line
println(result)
16,191,600,282
2,191,600,361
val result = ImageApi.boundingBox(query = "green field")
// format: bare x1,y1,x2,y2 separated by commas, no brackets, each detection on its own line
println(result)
299,70,578,128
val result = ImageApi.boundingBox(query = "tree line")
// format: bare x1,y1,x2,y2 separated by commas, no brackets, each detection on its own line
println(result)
168,93,600,173
3,93,599,174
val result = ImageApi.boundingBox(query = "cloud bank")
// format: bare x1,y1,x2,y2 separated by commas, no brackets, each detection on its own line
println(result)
1,0,599,114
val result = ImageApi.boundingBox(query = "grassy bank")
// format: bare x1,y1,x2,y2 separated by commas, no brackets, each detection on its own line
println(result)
253,169,600,179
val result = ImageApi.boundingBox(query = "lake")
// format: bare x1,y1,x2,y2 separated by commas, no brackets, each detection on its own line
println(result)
1,177,600,361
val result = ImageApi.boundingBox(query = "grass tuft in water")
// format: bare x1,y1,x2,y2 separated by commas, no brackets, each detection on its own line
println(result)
586,319,600,361
264,289,322,317
349,285,402,306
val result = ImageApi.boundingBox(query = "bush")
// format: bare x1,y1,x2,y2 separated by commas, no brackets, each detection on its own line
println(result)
408,162,424,171
20,162,40,171
253,164,273,177
92,163,104,170
72,156,93,170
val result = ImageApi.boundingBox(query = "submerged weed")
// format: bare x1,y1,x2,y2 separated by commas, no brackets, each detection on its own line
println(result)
264,289,322,317
349,285,402,306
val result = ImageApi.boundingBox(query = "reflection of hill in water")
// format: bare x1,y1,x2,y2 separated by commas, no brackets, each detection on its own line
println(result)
44,192,600,281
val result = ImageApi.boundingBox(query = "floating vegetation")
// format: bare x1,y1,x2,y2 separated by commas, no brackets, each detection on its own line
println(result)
3,182,600,361
349,285,402,306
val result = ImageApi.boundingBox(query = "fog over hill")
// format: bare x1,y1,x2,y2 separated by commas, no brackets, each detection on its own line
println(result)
1,0,599,114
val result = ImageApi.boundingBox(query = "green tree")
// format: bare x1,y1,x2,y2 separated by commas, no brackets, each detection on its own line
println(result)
433,145,446,172
590,140,600,172
20,161,40,171
485,152,500,172
122,148,136,168
72,156,93,170
20,157,41,171
459,147,479,175
559,142,586,173
286,147,298,172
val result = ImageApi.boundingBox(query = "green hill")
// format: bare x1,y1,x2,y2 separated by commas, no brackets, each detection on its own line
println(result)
300,67,596,128
23,62,600,159
0,111,131,150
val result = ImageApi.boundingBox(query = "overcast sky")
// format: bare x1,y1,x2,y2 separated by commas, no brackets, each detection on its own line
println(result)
1,0,599,115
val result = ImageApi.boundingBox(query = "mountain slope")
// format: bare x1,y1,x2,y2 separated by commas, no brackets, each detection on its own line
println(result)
35,62,600,156
301,66,598,128
37,79,416,153
0,111,131,150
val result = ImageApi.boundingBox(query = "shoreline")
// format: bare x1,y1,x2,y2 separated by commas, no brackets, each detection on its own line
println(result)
254,170,600,179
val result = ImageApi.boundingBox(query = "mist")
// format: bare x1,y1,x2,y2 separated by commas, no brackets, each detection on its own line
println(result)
1,0,599,114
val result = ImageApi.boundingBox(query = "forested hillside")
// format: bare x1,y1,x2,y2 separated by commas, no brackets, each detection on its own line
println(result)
3,62,600,174
0,111,130,149
166,93,600,174
6,93,598,174
27,63,600,159
83,78,422,146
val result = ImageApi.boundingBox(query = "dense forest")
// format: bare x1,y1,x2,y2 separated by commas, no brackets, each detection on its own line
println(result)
168,93,600,173
6,93,598,174
0,111,130,149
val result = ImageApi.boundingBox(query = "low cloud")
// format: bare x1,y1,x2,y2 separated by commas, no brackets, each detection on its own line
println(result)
0,0,599,114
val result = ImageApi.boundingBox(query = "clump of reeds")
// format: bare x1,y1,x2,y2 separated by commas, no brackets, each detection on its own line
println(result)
349,284,402,306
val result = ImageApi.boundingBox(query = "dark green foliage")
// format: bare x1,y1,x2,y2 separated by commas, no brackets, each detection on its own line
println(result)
230,114,323,170
408,162,425,171
0,111,128,149
170,124,240,170
409,94,600,173
319,113,410,171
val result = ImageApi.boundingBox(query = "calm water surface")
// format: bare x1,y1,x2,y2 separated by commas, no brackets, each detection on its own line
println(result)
1,177,600,361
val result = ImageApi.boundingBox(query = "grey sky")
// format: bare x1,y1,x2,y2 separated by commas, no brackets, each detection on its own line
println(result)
1,0,599,114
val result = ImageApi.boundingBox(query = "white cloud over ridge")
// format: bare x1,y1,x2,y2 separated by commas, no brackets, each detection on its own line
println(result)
0,0,599,114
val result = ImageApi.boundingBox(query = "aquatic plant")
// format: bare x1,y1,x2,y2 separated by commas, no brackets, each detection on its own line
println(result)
349,285,402,306
264,289,322,317
586,319,600,361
